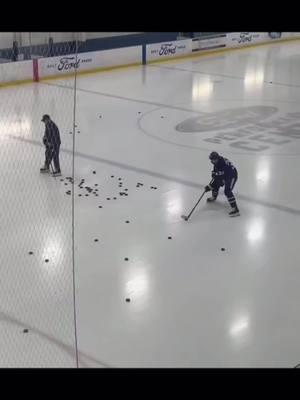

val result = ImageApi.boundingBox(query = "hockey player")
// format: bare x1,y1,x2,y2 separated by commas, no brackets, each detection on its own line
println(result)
40,114,62,177
205,152,240,217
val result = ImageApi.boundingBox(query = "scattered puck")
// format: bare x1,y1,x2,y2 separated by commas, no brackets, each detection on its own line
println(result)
60,179,64,182
23,329,29,333
45,259,49,263
98,206,102,208
126,221,130,223
64,183,68,186
124,189,128,191
78,194,82,197
124,258,129,261
168,236,172,240
95,184,98,187
69,132,72,134
94,239,99,242
28,251,33,255
107,198,111,200
113,197,117,200
93,171,96,174
221,248,225,251
138,111,141,114
118,178,122,181
99,115,102,118
161,116,164,118
111,176,114,178
85,194,89,197
126,298,131,302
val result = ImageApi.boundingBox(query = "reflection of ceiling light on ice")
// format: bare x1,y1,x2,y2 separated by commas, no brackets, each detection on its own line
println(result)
247,218,265,243
126,274,149,297
230,316,249,337
192,78,213,100
0,118,31,138
167,199,182,216
244,69,264,90
42,235,64,273
256,159,270,184
256,168,270,183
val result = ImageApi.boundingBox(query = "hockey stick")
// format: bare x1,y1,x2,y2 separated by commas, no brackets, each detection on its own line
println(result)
49,146,57,179
181,179,214,222
49,160,56,178
181,190,206,221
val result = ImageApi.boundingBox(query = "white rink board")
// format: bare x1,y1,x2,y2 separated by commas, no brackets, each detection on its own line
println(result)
0,60,32,84
225,32,300,49
146,39,192,61
38,46,142,78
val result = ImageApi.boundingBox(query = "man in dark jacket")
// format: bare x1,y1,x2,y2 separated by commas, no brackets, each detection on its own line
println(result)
40,114,61,177
205,151,240,217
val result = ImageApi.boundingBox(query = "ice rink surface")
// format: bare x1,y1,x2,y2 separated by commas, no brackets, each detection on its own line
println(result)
1,39,300,367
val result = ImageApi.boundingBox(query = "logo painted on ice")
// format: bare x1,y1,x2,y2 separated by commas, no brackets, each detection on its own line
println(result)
175,106,300,152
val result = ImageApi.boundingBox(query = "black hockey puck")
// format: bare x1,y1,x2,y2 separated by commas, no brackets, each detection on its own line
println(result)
94,239,99,242
78,194,82,197
118,178,122,180
124,189,128,191
28,251,33,255
124,258,129,261
221,248,225,251
69,132,72,134
65,183,68,185
23,329,29,333
93,171,96,174
168,236,172,239
60,179,64,182
95,184,98,187
126,298,131,302
99,115,102,118
107,198,110,200
113,197,117,200
85,194,89,197
111,176,114,178
161,116,164,118
126,221,129,223
98,206,102,208
45,259,49,263
138,111,141,114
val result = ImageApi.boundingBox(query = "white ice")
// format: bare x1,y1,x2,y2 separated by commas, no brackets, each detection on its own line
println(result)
1,39,300,367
